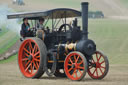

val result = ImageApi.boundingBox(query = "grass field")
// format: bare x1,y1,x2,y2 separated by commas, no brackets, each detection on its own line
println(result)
88,19,128,64
120,0,128,8
0,27,8,37
27,0,81,8
0,54,17,64
0,31,19,55
0,28,19,55
121,0,128,4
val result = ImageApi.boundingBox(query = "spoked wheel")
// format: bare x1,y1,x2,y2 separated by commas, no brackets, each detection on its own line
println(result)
18,38,47,78
54,69,66,77
88,51,109,79
64,51,87,81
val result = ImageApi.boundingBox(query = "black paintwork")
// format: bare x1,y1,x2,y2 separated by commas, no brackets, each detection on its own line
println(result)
7,2,96,70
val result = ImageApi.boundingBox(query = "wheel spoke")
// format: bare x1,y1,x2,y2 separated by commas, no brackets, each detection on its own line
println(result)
96,68,98,77
68,64,72,66
33,61,38,70
77,66,84,70
34,46,38,53
68,67,73,72
78,61,83,65
34,51,40,57
22,58,28,61
25,63,31,72
89,66,93,70
74,55,77,63
32,62,34,72
78,69,82,75
30,62,33,73
36,62,39,68
92,68,96,75
100,66,105,69
25,61,30,68
34,58,40,62
92,58,95,63
96,53,98,61
24,53,29,57
75,70,78,78
35,56,40,58
100,61,105,65
32,45,36,54
72,69,76,76
76,56,80,63
69,58,73,64
23,48,30,54
99,67,103,74
29,41,33,51
98,55,102,61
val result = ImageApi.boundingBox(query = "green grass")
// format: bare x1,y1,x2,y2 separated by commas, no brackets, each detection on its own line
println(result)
120,0,128,8
0,35,19,54
121,0,128,3
0,31,19,55
45,0,80,8
0,54,17,64
88,19,128,64
32,0,81,8
0,27,8,37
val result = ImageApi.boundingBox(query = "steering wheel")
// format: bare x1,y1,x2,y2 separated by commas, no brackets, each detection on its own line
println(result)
58,24,72,32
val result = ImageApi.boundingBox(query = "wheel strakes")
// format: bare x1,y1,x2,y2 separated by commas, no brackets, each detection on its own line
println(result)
88,51,106,79
64,52,85,80
19,39,40,77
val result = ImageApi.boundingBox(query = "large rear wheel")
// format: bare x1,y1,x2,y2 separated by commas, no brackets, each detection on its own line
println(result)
18,38,47,78
64,51,87,81
88,51,109,79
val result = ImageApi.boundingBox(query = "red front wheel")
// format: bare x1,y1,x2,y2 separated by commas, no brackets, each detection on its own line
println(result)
64,51,87,81
18,38,47,78
88,51,109,79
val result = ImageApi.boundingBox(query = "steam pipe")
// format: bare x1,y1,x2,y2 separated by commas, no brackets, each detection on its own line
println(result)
81,2,89,40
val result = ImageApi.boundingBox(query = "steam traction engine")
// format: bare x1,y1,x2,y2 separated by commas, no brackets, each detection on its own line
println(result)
7,2,109,81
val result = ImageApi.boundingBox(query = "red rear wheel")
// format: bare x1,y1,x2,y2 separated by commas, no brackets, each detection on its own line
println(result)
18,38,47,78
64,51,87,81
88,51,109,79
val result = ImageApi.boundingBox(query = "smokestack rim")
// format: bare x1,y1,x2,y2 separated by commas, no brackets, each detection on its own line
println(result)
81,2,89,5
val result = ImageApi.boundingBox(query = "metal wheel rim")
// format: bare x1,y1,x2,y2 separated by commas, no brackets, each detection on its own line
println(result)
18,39,41,77
64,52,86,80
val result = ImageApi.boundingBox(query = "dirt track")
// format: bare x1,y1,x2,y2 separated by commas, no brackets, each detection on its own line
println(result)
0,60,128,85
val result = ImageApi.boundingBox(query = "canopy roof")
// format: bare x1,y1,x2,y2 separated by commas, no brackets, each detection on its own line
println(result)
7,8,81,19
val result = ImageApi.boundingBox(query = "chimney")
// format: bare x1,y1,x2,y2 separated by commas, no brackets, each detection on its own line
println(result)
81,2,89,40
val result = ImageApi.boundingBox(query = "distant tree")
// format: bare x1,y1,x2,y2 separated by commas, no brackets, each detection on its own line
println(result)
88,11,104,18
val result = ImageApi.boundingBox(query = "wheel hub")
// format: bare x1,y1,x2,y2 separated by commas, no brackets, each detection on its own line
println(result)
91,63,96,67
28,55,33,61
96,62,101,68
71,63,79,69
72,64,75,68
